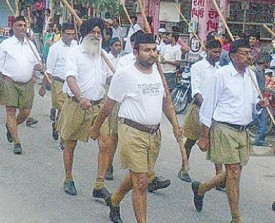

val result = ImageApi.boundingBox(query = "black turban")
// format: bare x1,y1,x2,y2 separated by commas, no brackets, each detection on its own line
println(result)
80,17,104,38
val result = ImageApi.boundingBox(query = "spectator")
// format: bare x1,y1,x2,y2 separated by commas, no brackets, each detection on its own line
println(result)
252,52,272,147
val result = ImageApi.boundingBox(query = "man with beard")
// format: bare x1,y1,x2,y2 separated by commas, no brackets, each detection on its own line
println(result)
39,23,77,150
0,16,43,154
194,39,269,223
178,39,222,184
90,33,182,223
57,18,113,201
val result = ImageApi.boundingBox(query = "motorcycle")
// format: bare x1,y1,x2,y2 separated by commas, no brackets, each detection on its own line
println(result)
171,66,192,114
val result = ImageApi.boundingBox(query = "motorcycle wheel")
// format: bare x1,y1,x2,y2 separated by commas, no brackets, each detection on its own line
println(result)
171,87,189,114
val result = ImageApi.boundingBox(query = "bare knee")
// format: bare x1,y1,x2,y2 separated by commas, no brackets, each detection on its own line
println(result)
131,173,148,192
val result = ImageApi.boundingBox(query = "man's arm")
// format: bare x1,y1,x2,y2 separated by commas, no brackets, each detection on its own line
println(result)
162,95,183,141
67,76,92,110
197,124,210,152
90,97,117,139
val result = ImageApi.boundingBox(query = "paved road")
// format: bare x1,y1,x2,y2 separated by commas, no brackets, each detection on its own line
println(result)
0,85,274,223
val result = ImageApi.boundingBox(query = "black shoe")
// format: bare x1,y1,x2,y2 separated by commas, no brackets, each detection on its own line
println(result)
63,180,77,196
6,123,13,143
93,187,111,200
50,108,56,121
59,142,64,151
192,181,204,212
106,195,123,223
216,182,226,191
148,176,171,193
13,143,22,154
105,165,114,181
178,170,192,182
52,122,59,140
26,117,38,127
272,202,275,211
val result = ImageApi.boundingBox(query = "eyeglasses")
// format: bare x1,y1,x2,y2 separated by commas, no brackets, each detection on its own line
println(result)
236,50,252,56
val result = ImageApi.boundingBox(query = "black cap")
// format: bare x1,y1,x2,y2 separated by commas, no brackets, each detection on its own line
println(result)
109,37,120,46
205,39,221,49
134,33,155,49
230,39,251,53
14,16,26,23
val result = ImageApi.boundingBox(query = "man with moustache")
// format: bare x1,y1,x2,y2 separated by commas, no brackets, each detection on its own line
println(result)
193,39,269,223
39,23,77,150
178,39,222,184
57,18,113,200
0,16,43,154
90,33,182,223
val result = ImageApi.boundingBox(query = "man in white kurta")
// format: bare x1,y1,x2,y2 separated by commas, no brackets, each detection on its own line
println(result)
57,18,113,201
0,16,42,154
178,39,222,183
192,39,269,223
39,23,77,147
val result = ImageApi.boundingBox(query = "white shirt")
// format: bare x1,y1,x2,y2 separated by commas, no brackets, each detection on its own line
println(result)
191,58,220,98
161,44,182,73
200,63,260,128
46,39,78,79
116,52,135,71
124,24,142,53
108,64,165,125
63,45,112,101
0,36,40,82
107,52,121,70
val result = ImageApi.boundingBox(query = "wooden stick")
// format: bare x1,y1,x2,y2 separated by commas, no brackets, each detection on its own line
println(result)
248,69,275,125
211,0,234,41
101,51,116,74
15,0,19,16
5,0,16,16
137,0,151,33
122,4,133,27
174,4,205,50
60,0,82,26
24,35,52,84
263,24,275,39
137,0,189,171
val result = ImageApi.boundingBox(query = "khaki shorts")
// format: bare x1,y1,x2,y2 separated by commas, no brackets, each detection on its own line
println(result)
57,97,110,142
183,103,201,140
51,79,67,110
2,77,34,109
207,122,251,166
118,120,161,173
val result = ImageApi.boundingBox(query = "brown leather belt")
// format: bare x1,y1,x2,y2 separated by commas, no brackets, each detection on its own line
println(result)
52,76,65,84
69,96,103,105
120,118,160,134
2,75,31,85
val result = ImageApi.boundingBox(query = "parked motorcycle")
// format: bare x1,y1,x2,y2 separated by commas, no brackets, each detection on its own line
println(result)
171,66,192,114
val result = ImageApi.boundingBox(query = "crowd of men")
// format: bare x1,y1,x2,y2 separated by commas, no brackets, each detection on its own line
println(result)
0,13,274,223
